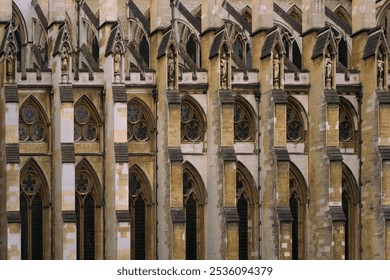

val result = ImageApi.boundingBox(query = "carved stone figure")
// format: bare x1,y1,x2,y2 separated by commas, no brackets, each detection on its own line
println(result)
377,53,384,89
325,54,332,89
273,53,280,89
167,52,175,89
114,45,122,82
6,47,15,83
61,46,69,83
220,52,227,89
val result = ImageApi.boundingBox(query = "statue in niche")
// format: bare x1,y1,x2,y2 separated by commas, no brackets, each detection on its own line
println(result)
325,54,333,89
167,51,175,89
114,45,122,82
377,53,384,89
273,53,280,89
220,52,228,89
61,46,69,83
6,47,15,83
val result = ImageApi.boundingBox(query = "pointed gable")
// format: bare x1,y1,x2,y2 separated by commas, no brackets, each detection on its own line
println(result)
311,27,337,59
157,29,177,59
52,23,72,57
261,26,285,59
0,22,18,56
209,28,229,59
105,22,126,57
363,27,389,59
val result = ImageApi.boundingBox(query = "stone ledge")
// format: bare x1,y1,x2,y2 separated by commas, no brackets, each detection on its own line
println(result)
326,146,342,161
6,143,20,163
382,206,390,221
170,208,185,223
274,148,290,162
272,90,287,104
114,143,128,163
224,207,240,223
329,206,346,222
378,146,390,161
221,147,237,162
277,206,293,222
324,89,339,104
168,147,183,162
4,84,18,103
112,85,127,103
62,210,77,223
59,85,74,103
116,210,131,222
7,211,21,223
376,90,390,104
219,90,234,104
61,143,75,163
166,90,181,104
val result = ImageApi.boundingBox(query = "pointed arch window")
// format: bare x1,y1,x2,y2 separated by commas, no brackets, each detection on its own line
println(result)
339,100,355,143
19,97,48,142
74,97,100,142
236,164,258,260
75,161,102,260
129,166,153,260
183,164,206,259
128,99,153,142
281,28,301,69
92,36,99,63
289,165,308,260
139,35,149,68
181,98,206,142
234,99,255,142
286,100,305,142
20,161,48,260
342,165,360,260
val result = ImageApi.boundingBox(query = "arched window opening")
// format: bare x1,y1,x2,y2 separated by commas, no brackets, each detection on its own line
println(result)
128,99,153,142
292,41,301,69
233,37,244,61
20,161,48,260
342,165,359,260
338,38,348,68
183,164,206,260
129,165,153,259
234,99,255,142
339,99,356,144
139,36,149,68
15,30,22,70
186,35,197,65
289,165,308,260
281,28,301,69
236,163,258,260
181,99,206,142
75,160,101,260
19,97,48,142
92,36,99,63
74,97,100,142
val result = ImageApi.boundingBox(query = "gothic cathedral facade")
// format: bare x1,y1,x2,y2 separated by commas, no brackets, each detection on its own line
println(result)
1,0,390,260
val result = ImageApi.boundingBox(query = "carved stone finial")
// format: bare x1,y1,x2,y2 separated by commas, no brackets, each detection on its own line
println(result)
377,53,384,89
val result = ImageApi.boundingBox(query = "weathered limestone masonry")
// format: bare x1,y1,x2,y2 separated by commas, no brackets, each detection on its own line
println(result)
302,0,344,259
3,0,390,260
0,0,19,260
351,0,389,259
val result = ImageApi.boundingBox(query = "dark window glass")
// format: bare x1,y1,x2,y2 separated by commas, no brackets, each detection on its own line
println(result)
339,38,348,68
233,38,244,60
290,195,299,260
20,195,28,260
84,194,95,260
342,191,349,260
140,36,149,67
15,31,22,70
246,44,252,68
292,41,301,69
186,196,197,260
92,36,99,63
31,195,43,260
76,197,81,260
237,196,248,260
186,36,197,64
135,198,146,260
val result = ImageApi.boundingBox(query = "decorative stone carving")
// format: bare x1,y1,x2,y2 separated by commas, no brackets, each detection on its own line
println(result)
325,53,333,89
220,52,228,89
114,45,122,83
167,51,175,89
6,46,15,83
273,53,280,89
377,53,384,89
